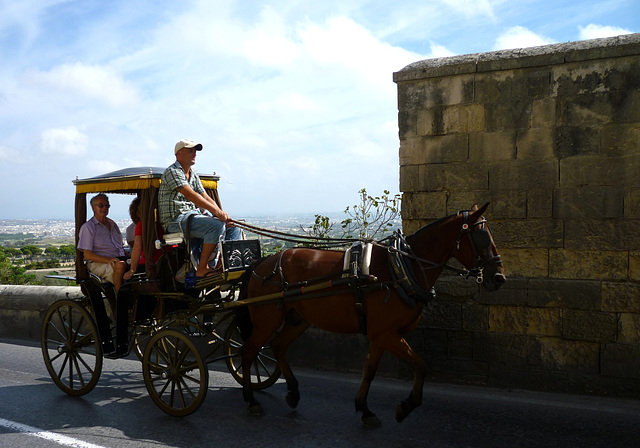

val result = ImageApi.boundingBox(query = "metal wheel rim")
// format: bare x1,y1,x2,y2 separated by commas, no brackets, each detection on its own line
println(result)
224,314,280,390
41,299,103,396
142,328,208,417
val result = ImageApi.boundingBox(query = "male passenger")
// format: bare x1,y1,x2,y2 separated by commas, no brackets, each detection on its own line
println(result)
78,193,127,292
159,139,241,278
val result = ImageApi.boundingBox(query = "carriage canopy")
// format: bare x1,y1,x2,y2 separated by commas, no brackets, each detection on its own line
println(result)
73,166,221,280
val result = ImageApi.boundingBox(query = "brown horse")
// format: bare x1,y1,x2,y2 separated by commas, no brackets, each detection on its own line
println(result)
238,203,505,427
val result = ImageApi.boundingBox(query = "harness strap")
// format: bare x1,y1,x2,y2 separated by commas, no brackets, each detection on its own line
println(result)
388,231,437,307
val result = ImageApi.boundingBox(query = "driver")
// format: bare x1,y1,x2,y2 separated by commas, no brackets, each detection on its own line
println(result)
77,193,127,292
158,139,241,278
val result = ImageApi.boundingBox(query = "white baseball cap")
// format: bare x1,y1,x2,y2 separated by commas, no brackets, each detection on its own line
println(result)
174,139,203,154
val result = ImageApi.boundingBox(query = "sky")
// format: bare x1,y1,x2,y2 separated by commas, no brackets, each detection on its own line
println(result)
0,0,637,220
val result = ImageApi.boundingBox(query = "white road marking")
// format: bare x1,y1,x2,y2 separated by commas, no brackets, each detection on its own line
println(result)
0,417,109,448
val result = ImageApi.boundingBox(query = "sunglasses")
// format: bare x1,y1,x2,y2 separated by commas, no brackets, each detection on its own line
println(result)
94,203,110,209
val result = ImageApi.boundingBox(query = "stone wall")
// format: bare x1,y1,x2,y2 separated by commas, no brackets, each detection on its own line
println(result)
393,33,640,397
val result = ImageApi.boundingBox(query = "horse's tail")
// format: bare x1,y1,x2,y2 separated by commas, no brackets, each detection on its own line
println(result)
235,256,267,340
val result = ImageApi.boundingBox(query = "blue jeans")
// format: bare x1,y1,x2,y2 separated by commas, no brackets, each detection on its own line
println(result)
166,211,242,244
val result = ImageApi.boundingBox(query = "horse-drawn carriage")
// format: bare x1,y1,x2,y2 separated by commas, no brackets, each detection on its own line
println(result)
41,166,506,426
41,166,278,417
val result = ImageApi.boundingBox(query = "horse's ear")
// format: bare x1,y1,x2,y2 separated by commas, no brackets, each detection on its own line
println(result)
471,203,490,216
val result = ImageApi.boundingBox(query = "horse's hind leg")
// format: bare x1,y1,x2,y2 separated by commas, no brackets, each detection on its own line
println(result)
270,312,310,409
355,343,385,428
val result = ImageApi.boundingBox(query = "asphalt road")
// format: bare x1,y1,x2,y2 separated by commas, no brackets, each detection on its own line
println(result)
2,337,640,448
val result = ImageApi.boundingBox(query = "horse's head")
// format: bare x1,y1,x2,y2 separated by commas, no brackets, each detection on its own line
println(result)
451,203,506,292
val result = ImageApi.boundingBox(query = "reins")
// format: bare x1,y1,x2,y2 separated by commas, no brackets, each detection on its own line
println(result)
229,216,491,284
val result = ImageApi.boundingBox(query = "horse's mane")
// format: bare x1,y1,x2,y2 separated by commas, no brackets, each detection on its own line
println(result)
406,213,457,239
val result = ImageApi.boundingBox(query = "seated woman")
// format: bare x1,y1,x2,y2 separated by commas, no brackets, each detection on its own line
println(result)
123,199,164,280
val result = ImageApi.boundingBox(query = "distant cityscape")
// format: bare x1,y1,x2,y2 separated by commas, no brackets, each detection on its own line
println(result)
0,213,401,252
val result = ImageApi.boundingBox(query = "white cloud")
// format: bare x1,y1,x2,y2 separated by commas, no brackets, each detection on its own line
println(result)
578,24,634,40
427,41,456,58
442,0,497,19
25,63,140,107
40,126,88,156
493,26,555,51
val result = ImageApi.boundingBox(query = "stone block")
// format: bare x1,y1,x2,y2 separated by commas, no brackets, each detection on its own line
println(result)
402,191,448,221
557,93,614,127
469,131,516,161
549,249,627,280
527,278,601,310
516,128,555,159
489,306,561,336
538,337,600,372
399,165,419,191
618,313,640,343
625,189,640,218
397,110,417,139
484,98,532,132
602,282,640,313
498,248,548,278
419,161,489,191
564,219,640,250
554,125,601,158
601,123,640,156
613,89,640,124
553,187,624,219
527,189,553,218
489,219,563,249
477,277,528,306
631,251,640,281
562,309,617,342
442,103,486,134
531,97,557,128
462,303,488,331
559,154,640,188
400,134,468,164
417,109,438,136
421,299,461,330
446,192,492,216
601,343,640,380
396,81,426,111
473,332,541,366
489,160,558,190
491,190,527,219
418,74,475,108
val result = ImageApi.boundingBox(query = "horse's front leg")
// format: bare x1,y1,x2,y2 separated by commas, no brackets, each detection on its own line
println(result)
355,343,385,428
241,338,265,416
380,335,428,423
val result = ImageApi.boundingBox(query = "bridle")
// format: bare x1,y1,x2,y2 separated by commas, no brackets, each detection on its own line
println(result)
454,210,503,284
385,210,502,285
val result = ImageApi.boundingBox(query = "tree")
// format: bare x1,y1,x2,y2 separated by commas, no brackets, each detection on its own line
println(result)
20,245,42,261
44,246,60,257
341,188,401,240
59,245,76,262
300,188,401,242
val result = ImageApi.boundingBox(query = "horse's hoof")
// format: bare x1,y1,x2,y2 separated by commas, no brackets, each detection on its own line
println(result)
285,392,300,409
361,414,382,428
395,401,411,423
248,404,264,416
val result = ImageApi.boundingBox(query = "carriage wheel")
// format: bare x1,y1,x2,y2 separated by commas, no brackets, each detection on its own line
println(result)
224,313,280,390
142,328,208,417
41,299,103,396
132,322,157,362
